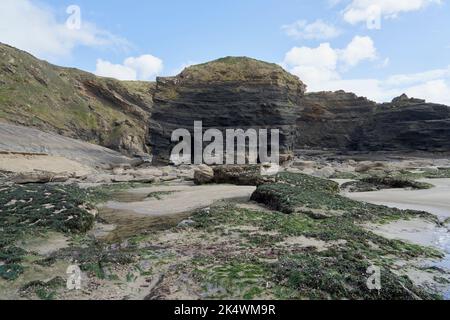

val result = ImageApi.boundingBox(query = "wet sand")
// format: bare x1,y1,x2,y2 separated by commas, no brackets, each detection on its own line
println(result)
103,183,256,216
345,179,450,220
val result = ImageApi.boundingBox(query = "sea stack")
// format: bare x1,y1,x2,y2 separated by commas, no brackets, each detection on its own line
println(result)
149,57,306,164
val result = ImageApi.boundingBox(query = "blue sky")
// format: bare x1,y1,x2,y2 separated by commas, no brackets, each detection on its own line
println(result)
1,0,450,104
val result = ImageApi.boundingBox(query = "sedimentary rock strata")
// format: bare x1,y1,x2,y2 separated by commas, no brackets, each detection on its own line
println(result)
296,91,450,153
149,57,306,164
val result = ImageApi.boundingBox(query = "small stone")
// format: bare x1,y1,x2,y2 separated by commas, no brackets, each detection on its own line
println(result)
112,167,125,175
292,160,316,169
311,167,335,178
177,219,196,228
160,176,178,182
12,172,53,184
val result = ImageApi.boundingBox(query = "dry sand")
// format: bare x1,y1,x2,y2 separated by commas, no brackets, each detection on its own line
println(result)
0,154,93,176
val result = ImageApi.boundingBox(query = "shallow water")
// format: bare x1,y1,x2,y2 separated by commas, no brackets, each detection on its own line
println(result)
103,184,256,216
345,179,450,298
97,183,256,242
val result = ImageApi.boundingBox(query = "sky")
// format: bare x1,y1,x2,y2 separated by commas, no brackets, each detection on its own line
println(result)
1,0,450,104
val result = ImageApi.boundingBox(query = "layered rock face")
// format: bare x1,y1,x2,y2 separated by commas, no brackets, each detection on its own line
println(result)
296,91,450,152
2,43,449,159
150,57,306,164
356,100,450,152
296,91,377,150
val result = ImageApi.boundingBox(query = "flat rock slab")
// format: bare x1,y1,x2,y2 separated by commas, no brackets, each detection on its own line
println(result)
0,122,133,168
103,184,256,216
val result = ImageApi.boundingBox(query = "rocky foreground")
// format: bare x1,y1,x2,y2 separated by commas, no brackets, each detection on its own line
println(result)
2,153,450,300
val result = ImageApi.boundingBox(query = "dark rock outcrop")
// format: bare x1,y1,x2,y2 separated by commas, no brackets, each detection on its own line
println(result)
2,43,450,158
296,90,377,150
355,101,450,152
149,57,306,164
296,92,450,153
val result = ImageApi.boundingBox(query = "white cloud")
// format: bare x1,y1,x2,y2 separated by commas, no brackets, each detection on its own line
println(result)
282,37,450,105
282,43,340,85
95,60,137,81
282,36,377,89
0,0,129,60
403,79,450,104
282,20,341,40
171,61,199,75
284,43,339,70
123,55,164,80
379,57,390,68
343,0,442,25
339,36,377,67
95,55,164,81
294,70,450,106
386,66,450,86
317,77,450,106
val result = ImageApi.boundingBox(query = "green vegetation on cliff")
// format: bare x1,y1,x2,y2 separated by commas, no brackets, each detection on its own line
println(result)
179,56,305,88
0,43,155,155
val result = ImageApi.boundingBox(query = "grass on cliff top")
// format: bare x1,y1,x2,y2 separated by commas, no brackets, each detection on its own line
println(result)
179,57,303,86
0,43,150,153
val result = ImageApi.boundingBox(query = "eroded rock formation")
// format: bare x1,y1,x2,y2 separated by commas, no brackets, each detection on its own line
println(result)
2,43,449,160
149,57,306,164
296,91,450,152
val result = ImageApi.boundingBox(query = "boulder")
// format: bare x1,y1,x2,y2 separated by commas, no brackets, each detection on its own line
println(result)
213,165,275,186
12,171,69,184
111,175,135,183
177,219,196,228
292,160,316,169
112,167,125,175
355,162,386,173
131,175,156,183
194,165,214,185
311,167,335,178
84,174,114,184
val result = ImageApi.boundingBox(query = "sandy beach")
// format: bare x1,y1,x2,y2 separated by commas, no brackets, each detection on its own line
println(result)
345,179,450,221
